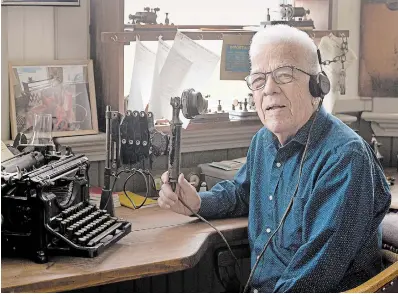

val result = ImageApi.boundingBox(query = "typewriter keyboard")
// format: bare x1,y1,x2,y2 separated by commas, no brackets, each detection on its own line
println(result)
48,201,131,257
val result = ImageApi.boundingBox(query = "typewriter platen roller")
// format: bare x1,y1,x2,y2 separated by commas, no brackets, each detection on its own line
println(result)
1,144,131,263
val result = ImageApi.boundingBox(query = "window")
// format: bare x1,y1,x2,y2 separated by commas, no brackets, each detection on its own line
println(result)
124,0,281,112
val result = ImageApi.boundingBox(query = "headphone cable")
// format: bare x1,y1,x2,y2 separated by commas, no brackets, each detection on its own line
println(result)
242,100,323,293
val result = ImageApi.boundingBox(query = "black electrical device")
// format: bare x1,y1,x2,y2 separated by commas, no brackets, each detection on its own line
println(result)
99,106,169,216
99,89,208,214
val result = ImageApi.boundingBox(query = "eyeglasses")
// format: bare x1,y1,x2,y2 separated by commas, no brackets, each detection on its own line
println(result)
245,66,312,91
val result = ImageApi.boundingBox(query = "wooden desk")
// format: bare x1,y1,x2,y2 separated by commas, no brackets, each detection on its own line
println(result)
1,206,248,293
2,169,397,293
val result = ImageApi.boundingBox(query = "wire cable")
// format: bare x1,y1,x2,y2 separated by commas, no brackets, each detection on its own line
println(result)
121,167,156,209
242,100,324,293
176,195,243,289
103,169,126,210
142,169,159,198
133,169,150,209
123,170,138,209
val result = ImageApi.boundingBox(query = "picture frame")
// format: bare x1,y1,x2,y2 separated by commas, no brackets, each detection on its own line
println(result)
1,0,80,6
9,60,99,139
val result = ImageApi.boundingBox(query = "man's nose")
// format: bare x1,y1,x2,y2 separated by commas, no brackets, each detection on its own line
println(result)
262,75,280,96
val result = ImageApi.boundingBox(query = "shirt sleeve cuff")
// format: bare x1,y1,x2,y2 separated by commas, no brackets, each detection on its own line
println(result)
196,191,221,219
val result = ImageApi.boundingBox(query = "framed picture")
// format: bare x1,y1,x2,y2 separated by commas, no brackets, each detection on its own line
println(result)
9,60,98,139
359,0,398,97
1,0,80,6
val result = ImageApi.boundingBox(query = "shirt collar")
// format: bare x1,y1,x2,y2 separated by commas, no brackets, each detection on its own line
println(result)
292,106,328,146
265,106,328,148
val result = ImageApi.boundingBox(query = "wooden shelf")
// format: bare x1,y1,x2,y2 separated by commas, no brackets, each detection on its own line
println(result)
101,29,350,43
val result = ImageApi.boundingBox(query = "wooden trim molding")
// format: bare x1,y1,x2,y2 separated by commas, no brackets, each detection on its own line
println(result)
335,114,357,125
52,122,263,161
50,114,358,159
333,98,372,113
55,133,106,161
4,114,361,161
361,112,398,137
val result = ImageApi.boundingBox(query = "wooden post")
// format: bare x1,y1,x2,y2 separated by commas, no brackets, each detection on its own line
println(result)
90,0,124,131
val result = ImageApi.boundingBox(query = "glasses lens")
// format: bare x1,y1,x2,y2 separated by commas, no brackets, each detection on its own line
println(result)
246,73,266,90
274,67,294,84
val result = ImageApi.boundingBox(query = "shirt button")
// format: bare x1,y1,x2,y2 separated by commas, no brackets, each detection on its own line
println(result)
256,255,260,260
269,195,273,201
266,228,271,233
276,162,281,167
254,289,259,293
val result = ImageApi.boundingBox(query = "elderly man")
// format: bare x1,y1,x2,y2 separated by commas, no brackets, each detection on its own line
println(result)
158,25,391,292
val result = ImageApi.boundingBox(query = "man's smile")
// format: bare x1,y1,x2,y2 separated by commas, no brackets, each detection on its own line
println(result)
265,104,287,112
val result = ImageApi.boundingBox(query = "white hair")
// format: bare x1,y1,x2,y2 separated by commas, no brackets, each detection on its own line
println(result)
249,25,321,75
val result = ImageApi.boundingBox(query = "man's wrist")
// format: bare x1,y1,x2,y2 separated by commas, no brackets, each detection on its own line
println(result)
193,195,202,215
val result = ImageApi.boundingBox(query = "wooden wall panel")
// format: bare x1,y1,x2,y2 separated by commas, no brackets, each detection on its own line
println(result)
65,245,247,293
296,0,331,30
23,7,55,60
1,8,10,140
359,0,398,97
54,0,90,60
6,7,25,60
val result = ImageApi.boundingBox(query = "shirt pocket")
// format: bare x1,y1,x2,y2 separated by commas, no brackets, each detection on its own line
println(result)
277,196,305,251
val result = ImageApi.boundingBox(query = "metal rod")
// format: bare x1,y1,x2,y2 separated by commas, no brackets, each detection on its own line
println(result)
105,105,111,170
100,105,115,216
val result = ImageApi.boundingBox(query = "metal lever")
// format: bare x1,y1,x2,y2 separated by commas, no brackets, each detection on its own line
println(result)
100,106,117,216
168,97,183,191
167,89,208,192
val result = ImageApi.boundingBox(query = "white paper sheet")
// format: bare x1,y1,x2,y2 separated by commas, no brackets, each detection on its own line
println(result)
128,37,156,111
148,38,193,121
170,32,220,128
156,48,193,120
172,31,220,89
148,38,171,118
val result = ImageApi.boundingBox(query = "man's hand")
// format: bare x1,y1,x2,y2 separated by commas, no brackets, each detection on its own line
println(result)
157,172,201,216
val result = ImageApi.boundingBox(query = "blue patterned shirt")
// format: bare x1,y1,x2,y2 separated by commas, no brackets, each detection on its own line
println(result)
198,106,391,292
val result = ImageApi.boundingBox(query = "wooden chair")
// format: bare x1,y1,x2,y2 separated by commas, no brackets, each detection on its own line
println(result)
215,247,398,292
346,252,398,293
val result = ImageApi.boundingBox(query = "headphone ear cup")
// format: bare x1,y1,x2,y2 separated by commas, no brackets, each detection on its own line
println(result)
309,73,331,98
309,75,320,97
318,73,331,96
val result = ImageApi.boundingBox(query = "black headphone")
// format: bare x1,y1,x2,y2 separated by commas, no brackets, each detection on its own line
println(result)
308,49,331,99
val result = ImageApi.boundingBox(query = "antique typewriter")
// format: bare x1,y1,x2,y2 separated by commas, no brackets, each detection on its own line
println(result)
1,143,131,263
